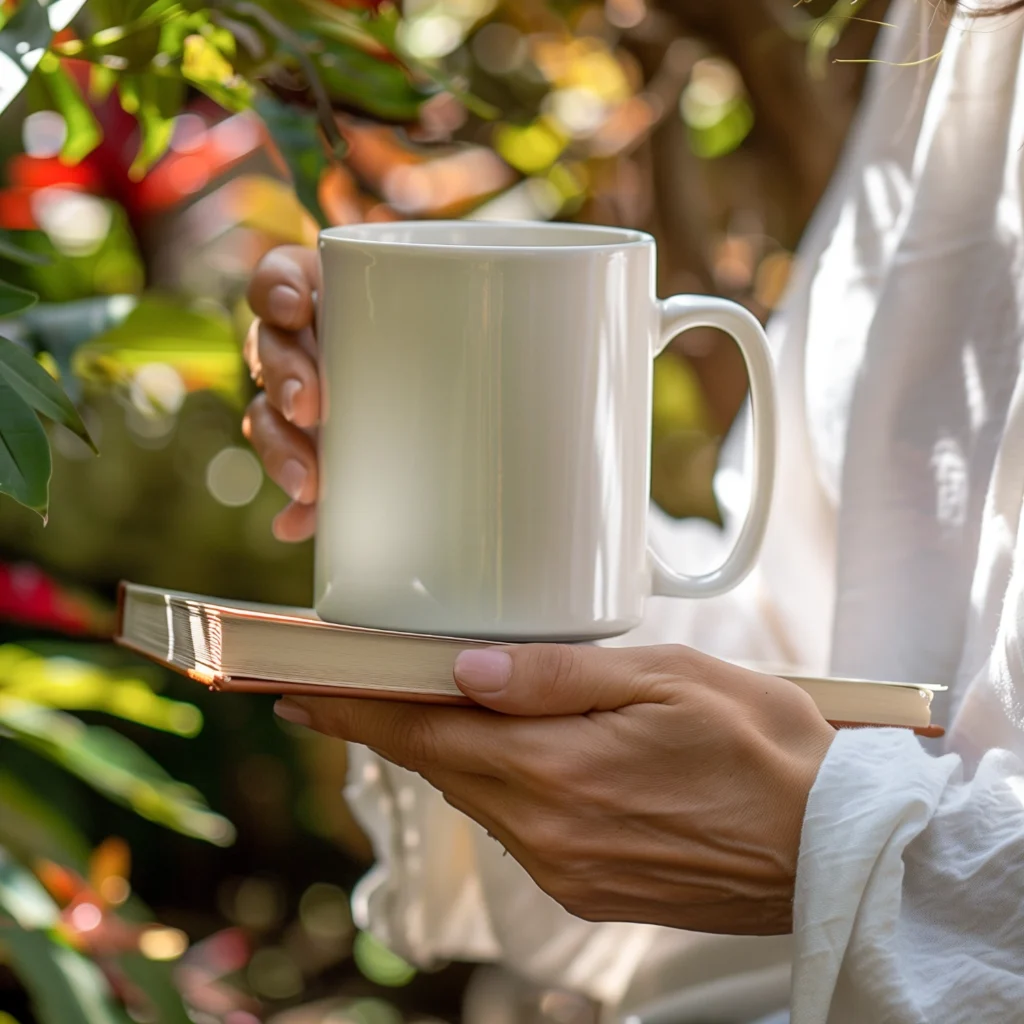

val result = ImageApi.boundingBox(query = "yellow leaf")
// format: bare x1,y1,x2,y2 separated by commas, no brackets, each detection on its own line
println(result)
88,837,130,898
183,33,235,85
495,119,566,175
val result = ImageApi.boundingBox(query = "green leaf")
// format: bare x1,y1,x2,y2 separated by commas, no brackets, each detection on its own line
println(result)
288,0,392,54
0,0,52,117
180,30,252,110
0,379,51,516
116,953,191,1024
0,697,236,846
0,925,131,1024
17,295,137,392
0,231,49,268
0,772,91,871
0,847,58,929
125,73,184,180
0,280,38,317
156,8,207,63
316,38,434,123
37,53,102,164
72,296,244,405
255,93,329,227
15,204,143,304
0,645,202,736
88,63,117,102
0,336,96,452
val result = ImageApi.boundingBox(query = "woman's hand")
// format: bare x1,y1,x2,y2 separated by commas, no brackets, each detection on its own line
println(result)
242,246,321,542
274,644,835,935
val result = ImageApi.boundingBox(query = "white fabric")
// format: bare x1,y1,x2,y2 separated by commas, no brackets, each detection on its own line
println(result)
344,2,1024,1021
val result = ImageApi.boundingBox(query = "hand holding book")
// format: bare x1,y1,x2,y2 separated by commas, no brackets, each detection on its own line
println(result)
273,640,836,936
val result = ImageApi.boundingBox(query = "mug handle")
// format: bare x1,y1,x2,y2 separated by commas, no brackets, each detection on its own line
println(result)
649,295,777,599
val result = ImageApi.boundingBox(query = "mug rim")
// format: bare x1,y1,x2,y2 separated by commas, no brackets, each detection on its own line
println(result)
319,219,653,254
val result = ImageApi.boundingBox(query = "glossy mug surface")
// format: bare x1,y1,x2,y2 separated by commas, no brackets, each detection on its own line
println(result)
315,221,776,641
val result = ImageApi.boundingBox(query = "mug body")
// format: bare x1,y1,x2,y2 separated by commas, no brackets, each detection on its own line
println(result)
315,221,656,640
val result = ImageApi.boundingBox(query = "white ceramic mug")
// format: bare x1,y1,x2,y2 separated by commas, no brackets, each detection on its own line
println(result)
315,221,775,641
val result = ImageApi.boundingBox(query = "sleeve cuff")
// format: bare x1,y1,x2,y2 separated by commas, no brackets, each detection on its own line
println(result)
790,728,960,1022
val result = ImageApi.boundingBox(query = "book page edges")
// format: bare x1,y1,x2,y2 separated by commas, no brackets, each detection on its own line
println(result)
114,634,226,688
114,635,941,731
114,633,470,702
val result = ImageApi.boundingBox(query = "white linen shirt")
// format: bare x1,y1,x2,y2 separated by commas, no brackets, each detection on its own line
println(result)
343,3,1024,1020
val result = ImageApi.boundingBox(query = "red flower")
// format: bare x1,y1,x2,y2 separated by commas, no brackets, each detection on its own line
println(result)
0,562,115,636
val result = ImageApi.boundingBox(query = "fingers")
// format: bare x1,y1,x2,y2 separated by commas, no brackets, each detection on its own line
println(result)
243,246,321,541
452,643,692,716
245,320,320,429
272,501,316,543
247,246,319,331
273,696,522,778
243,393,318,506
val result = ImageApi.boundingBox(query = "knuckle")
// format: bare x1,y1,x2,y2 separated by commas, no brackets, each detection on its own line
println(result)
254,246,293,282
244,392,270,428
256,320,276,361
646,643,691,674
256,324,293,383
530,644,581,711
243,393,274,439
247,252,278,306
248,390,271,413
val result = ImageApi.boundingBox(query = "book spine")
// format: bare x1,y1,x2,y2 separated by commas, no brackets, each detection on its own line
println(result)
114,580,127,640
828,720,943,738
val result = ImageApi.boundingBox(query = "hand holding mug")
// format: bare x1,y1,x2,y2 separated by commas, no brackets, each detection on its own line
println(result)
243,246,321,543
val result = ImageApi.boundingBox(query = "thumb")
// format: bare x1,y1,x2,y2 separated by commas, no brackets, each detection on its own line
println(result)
452,643,678,716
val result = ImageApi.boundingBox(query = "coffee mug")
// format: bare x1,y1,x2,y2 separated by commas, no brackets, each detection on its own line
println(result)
315,221,775,641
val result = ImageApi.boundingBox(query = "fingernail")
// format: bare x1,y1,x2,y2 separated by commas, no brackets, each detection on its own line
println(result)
279,458,308,502
454,649,512,694
274,700,311,727
280,378,302,422
268,285,301,325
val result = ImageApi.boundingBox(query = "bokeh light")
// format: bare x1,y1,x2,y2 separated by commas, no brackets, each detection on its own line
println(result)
206,446,264,507
139,926,189,961
299,883,353,946
69,901,102,932
247,946,304,1000
352,931,416,988
22,110,67,158
31,189,112,257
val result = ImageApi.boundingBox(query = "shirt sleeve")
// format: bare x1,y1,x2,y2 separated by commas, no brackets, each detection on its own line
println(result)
791,726,1024,1023
344,742,666,1005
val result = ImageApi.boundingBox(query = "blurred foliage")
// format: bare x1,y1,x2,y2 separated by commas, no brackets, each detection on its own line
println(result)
0,642,227,1024
0,0,891,1021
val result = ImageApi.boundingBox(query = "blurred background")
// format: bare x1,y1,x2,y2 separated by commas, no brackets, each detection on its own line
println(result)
0,1,889,1021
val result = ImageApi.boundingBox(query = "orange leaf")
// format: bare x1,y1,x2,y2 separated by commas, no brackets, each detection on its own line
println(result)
89,836,131,899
